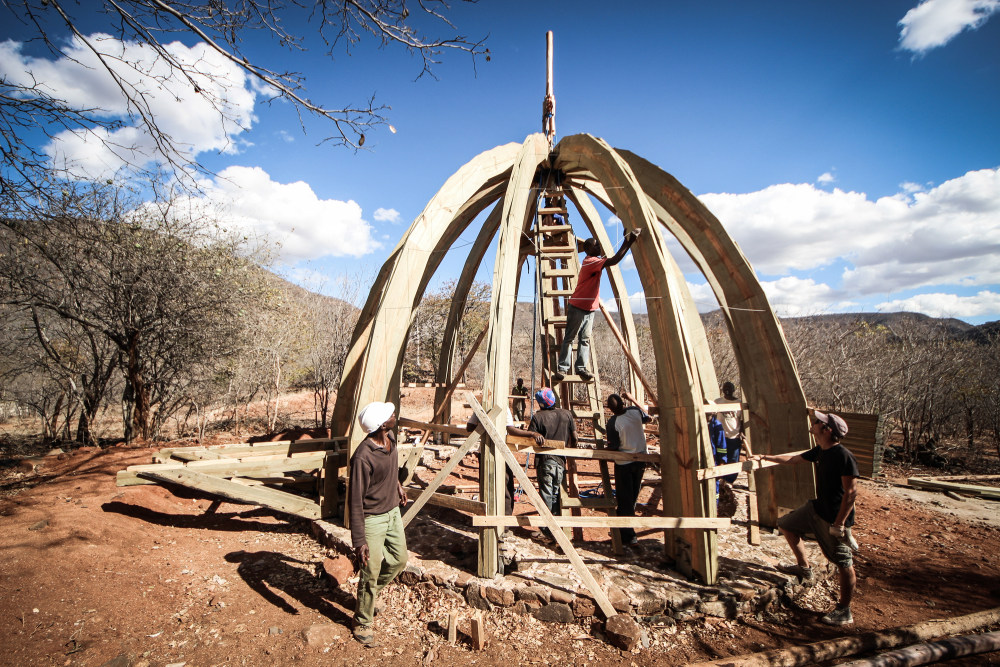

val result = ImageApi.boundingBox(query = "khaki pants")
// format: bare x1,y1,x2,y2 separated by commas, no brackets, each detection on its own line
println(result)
355,506,407,627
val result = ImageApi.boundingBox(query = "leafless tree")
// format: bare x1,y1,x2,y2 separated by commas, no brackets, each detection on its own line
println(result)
1,0,487,202
0,179,274,442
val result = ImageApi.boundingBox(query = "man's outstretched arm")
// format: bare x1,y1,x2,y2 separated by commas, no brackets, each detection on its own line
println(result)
604,228,641,267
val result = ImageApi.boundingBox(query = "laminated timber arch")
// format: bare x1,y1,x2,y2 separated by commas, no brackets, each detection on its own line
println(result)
332,132,811,585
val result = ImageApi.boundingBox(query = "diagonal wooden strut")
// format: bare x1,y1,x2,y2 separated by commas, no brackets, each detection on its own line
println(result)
402,408,499,528
468,392,617,619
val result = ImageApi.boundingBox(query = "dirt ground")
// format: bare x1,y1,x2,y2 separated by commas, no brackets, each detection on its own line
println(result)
3,404,1000,665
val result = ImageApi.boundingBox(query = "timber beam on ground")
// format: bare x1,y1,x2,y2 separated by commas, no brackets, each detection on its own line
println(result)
117,451,343,486
907,475,1000,500
136,468,321,519
153,439,346,463
472,516,730,529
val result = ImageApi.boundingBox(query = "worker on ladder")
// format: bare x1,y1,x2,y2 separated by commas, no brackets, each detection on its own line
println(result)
552,228,642,383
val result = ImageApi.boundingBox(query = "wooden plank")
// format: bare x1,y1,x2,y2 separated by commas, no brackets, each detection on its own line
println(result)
507,443,659,464
468,393,617,619
703,401,747,413
403,487,487,514
117,452,337,486
696,451,807,480
447,611,459,644
137,468,320,519
472,515,730,529
402,382,466,388
506,434,564,449
541,268,577,278
742,437,761,546
598,302,658,405
907,476,1000,500
470,611,486,650
403,425,485,527
398,417,469,437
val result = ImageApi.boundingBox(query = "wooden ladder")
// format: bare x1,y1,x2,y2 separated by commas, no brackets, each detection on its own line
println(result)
534,186,623,555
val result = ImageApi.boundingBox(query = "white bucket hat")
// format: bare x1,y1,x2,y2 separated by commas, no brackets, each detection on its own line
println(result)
358,402,395,433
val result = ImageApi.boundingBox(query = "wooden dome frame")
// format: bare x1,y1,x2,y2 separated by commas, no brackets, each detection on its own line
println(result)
331,132,813,585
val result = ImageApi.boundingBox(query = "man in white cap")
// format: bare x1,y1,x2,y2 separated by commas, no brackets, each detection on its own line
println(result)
751,409,859,626
350,401,408,645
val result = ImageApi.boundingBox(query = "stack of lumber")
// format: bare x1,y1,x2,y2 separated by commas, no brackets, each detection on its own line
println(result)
116,439,348,520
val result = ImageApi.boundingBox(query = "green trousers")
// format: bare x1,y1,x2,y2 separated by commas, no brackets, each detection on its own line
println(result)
355,506,408,627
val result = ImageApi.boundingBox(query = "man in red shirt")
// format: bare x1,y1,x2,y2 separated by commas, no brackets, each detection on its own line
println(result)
553,228,641,382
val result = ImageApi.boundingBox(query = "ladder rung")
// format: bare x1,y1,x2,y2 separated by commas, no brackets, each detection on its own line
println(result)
572,409,597,419
545,315,567,323
538,207,568,215
538,245,575,253
537,224,573,234
542,268,576,277
543,289,574,297
551,374,593,384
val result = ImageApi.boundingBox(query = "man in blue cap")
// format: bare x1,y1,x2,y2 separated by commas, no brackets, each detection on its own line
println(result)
526,387,577,541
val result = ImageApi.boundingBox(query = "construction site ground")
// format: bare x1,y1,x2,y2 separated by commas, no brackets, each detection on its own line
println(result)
2,391,1000,666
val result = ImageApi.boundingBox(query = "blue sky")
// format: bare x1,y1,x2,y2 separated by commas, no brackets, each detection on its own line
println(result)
3,1,1000,323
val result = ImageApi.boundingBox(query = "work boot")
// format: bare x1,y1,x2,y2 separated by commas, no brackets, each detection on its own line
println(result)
551,372,565,384
353,624,374,645
777,563,815,583
821,606,853,626
577,370,593,381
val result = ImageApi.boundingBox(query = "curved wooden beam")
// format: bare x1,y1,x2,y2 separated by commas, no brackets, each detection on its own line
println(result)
554,133,717,582
333,142,520,452
479,133,550,577
612,148,812,524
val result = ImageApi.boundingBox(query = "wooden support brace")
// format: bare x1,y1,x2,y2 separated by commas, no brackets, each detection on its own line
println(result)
398,417,470,437
468,392,617,619
403,487,486,515
697,451,808,481
472,515,730,529
598,302,658,405
742,437,761,546
403,425,486,527
447,611,458,644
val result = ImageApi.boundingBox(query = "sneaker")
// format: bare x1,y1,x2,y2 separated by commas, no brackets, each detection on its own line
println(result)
777,563,815,582
577,370,593,381
551,372,565,383
821,606,853,626
624,536,639,547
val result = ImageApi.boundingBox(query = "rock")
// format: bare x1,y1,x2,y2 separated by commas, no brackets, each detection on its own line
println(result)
606,584,632,612
534,573,576,591
633,590,665,615
605,614,643,651
664,590,700,611
398,564,424,585
303,623,349,647
268,626,282,636
513,600,541,615
465,583,493,611
515,586,550,604
321,555,355,587
700,600,735,618
414,581,438,595
453,571,474,588
28,520,48,532
98,654,132,667
572,596,596,618
549,588,574,605
483,585,514,607
532,602,574,623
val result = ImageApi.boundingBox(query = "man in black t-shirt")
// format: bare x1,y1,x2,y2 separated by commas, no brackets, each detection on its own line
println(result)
752,410,859,626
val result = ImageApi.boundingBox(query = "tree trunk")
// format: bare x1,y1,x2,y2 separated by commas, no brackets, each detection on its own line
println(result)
688,607,1000,667
838,630,1000,667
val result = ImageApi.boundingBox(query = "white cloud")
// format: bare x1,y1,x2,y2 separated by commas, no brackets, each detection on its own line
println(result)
0,34,258,179
817,172,836,184
174,166,379,261
606,215,622,227
898,0,1000,53
699,167,1000,297
877,290,1000,318
374,207,401,223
